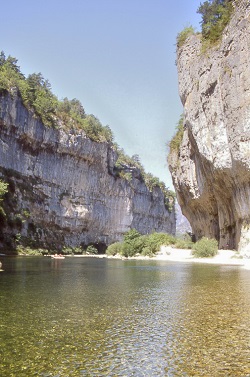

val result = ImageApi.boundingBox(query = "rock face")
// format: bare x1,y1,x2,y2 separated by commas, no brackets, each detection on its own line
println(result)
168,1,250,254
175,203,192,237
0,92,175,251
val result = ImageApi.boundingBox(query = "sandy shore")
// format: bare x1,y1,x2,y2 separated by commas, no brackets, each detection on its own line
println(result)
102,246,250,270
143,246,250,270
73,247,250,270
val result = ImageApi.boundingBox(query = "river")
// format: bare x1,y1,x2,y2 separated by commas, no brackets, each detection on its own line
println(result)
0,256,250,376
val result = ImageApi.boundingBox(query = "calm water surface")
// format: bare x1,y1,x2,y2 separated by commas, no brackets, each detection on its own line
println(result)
0,256,250,376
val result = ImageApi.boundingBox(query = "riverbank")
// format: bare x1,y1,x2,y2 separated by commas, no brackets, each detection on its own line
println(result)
3,246,250,270
157,246,250,268
105,246,250,270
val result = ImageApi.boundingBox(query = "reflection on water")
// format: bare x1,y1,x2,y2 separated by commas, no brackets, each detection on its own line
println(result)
0,257,250,376
164,265,250,376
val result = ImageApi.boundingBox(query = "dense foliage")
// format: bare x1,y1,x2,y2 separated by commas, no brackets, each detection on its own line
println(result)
197,0,233,44
0,51,113,141
192,237,218,257
176,0,234,50
0,51,175,210
106,229,193,258
85,245,98,255
16,246,47,256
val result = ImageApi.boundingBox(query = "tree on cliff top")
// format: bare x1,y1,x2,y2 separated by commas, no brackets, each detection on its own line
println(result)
0,51,175,209
197,0,233,43
176,0,233,48
0,51,112,140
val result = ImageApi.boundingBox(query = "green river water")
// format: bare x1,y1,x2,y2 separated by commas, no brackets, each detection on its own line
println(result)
0,256,250,376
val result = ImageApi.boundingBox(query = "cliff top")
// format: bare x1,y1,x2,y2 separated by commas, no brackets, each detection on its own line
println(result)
176,0,249,53
0,51,175,207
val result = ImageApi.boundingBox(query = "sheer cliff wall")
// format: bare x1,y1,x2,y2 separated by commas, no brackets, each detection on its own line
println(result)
0,92,175,251
168,1,250,254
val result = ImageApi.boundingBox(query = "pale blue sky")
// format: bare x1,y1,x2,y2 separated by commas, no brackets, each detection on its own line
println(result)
0,0,201,188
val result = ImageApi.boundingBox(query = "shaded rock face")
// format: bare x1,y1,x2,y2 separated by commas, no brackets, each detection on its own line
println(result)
0,92,175,251
168,1,250,254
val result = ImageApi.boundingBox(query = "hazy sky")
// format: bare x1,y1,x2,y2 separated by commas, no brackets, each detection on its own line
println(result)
1,0,201,188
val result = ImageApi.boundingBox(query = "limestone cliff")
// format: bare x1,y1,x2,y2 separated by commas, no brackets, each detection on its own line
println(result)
168,1,250,254
0,92,175,251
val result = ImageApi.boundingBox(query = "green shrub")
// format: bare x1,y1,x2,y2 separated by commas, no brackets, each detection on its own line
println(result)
62,246,85,255
119,171,132,182
132,235,148,254
168,114,184,155
123,228,141,242
72,247,84,255
192,237,218,258
86,245,98,255
106,231,187,258
121,230,148,257
145,232,176,254
141,246,154,257
177,25,196,47
106,242,123,256
121,243,136,258
175,238,193,249
16,246,45,255
0,179,8,199
62,246,74,254
0,179,8,222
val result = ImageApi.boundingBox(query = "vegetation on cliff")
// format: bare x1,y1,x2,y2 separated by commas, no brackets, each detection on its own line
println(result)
0,52,113,141
168,114,184,156
176,0,234,49
113,148,175,210
176,26,196,48
173,1,234,158
0,179,8,199
198,0,233,44
0,51,175,215
0,179,8,223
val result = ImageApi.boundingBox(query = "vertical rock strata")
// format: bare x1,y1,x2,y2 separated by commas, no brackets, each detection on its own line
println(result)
0,93,175,250
168,1,250,254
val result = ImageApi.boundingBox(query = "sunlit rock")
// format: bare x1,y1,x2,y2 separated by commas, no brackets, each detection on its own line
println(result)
0,93,175,250
168,1,250,254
